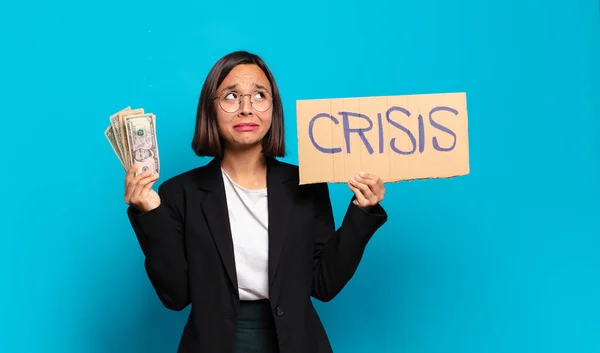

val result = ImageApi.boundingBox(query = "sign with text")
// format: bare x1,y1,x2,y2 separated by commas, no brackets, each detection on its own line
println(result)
296,92,469,185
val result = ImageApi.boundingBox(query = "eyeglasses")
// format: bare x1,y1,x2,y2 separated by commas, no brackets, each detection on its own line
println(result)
213,90,273,113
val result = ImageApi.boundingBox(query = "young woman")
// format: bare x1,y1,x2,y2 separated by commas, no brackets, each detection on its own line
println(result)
124,51,388,353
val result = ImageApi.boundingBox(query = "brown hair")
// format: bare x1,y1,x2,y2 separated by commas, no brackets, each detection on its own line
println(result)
191,51,285,158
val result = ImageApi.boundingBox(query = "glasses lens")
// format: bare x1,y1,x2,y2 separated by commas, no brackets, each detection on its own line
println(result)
251,91,272,112
218,91,273,113
219,92,240,113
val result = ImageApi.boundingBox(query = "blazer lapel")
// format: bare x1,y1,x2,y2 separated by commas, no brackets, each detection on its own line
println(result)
266,157,297,286
195,157,297,293
197,157,238,294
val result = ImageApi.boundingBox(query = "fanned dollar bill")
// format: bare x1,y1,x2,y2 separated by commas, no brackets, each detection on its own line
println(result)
104,106,160,174
104,125,126,169
109,106,131,163
118,108,144,168
124,113,160,176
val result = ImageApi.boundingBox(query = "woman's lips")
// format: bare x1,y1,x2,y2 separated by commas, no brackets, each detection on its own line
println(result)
233,122,259,131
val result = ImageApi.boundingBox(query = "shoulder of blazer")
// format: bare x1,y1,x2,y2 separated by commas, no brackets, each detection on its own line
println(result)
153,158,218,206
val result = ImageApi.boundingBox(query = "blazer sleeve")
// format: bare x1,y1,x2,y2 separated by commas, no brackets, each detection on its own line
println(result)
310,182,388,302
127,182,189,311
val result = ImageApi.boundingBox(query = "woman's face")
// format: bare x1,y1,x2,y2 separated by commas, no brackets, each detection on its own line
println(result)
214,64,273,152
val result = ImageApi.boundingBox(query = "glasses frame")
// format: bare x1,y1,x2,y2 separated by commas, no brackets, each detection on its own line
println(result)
213,90,273,114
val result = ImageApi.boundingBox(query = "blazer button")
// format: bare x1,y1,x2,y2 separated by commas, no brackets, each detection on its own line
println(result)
276,306,284,317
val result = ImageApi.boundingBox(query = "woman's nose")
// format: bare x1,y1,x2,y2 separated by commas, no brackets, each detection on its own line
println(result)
239,95,253,115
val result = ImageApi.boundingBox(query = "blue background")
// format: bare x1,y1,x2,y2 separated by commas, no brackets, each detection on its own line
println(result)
1,0,599,352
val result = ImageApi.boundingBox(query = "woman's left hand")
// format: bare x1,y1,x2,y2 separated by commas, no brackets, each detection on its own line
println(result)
348,172,386,211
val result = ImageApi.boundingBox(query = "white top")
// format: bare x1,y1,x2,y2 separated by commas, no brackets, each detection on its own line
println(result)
221,169,270,300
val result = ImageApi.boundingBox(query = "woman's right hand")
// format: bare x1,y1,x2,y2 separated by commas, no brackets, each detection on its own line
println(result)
125,164,161,213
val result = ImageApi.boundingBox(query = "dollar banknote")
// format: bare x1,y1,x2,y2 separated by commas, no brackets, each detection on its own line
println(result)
104,125,126,169
124,113,160,175
109,106,131,163
104,107,160,175
118,108,144,168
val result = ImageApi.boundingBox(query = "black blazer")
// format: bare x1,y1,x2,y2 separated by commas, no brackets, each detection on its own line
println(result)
127,157,388,353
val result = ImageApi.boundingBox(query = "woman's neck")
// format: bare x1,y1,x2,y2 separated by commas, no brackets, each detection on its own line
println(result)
220,145,267,189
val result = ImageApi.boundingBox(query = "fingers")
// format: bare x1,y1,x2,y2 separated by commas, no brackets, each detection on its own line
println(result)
356,172,377,180
348,181,370,205
357,172,384,189
126,174,158,204
132,172,158,197
348,172,386,208
139,177,157,200
356,174,379,190
349,176,376,200
125,163,139,186
125,169,158,204
125,170,147,202
355,173,382,196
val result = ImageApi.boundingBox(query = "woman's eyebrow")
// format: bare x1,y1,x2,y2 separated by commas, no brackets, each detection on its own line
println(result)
221,83,269,93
